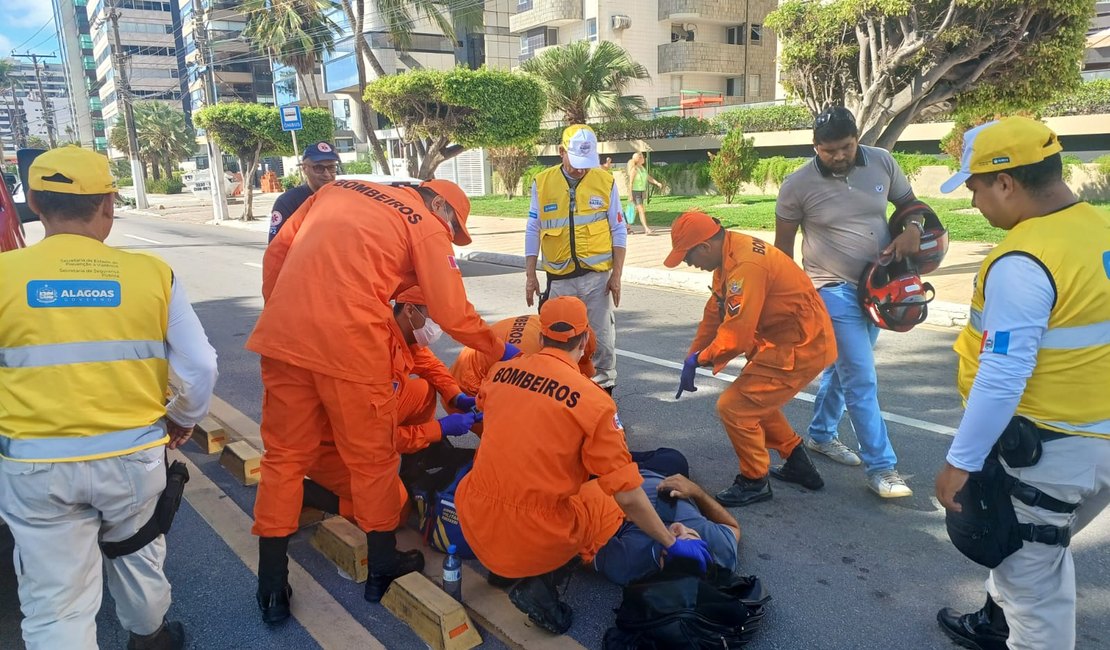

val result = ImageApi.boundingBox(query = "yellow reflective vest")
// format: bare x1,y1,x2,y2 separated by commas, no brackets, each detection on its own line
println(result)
954,202,1110,438
0,234,173,462
534,165,615,276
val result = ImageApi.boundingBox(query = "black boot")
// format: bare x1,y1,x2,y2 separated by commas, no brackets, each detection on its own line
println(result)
770,445,825,490
937,595,1010,650
302,478,341,515
257,535,293,625
487,571,517,589
715,474,773,507
364,530,426,603
127,620,185,650
508,565,575,634
603,385,615,396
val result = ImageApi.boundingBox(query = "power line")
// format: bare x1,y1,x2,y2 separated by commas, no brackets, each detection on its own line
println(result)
12,17,54,52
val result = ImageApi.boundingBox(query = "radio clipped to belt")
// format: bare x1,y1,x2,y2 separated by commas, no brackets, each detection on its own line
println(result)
945,417,1078,568
100,456,190,559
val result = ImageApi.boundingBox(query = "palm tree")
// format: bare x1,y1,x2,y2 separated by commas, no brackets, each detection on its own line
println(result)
242,0,341,107
136,102,197,180
521,40,650,125
338,0,484,172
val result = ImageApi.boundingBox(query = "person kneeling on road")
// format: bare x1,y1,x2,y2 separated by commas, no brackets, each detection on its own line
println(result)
456,297,712,634
304,286,482,519
594,472,740,586
667,211,836,507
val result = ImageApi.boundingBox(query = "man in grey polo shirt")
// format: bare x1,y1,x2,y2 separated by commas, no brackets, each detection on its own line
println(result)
773,106,925,499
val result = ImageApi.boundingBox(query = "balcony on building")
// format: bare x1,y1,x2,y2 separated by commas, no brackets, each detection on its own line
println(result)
510,0,582,34
658,40,745,75
658,0,747,24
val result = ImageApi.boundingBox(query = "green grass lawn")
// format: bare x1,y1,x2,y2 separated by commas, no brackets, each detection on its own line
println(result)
469,194,1109,244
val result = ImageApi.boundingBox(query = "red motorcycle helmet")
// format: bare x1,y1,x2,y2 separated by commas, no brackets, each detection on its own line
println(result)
888,200,948,275
857,255,935,332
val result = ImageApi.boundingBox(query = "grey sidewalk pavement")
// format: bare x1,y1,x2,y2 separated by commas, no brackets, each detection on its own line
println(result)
122,195,987,328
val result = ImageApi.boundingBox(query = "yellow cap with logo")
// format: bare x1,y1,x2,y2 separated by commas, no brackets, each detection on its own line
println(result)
28,146,117,195
940,117,1063,193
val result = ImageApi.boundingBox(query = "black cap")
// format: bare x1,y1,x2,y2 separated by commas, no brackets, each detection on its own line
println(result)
302,142,340,162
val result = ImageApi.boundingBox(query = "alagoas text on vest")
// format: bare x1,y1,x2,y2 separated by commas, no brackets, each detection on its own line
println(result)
333,180,423,224
491,366,581,407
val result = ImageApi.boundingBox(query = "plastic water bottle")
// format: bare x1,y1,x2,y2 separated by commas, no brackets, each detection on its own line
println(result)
442,544,462,601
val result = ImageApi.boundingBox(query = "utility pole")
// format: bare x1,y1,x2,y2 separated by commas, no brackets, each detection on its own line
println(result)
5,86,27,149
191,0,230,222
105,0,149,209
12,53,58,148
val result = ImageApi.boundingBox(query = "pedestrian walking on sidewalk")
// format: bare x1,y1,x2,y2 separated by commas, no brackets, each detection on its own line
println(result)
773,106,924,499
524,124,627,394
0,147,218,649
627,152,664,236
666,211,836,507
934,117,1110,650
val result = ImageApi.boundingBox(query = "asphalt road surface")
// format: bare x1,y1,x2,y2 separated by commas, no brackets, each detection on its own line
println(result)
3,213,1108,649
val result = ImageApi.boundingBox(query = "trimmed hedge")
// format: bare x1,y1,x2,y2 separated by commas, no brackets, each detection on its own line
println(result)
147,178,183,194
342,161,375,174
1043,80,1110,117
712,104,813,134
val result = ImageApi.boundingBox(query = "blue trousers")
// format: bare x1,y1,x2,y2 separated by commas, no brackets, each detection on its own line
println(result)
806,283,897,473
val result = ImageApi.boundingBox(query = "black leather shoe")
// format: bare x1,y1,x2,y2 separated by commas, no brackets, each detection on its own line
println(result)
509,575,573,634
127,620,185,650
770,445,825,490
364,549,426,603
716,475,773,507
937,595,1010,650
487,571,517,589
257,584,292,625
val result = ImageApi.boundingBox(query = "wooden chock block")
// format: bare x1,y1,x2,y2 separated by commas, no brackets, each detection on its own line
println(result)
191,416,229,454
310,517,368,583
219,440,262,486
381,572,482,650
298,507,326,528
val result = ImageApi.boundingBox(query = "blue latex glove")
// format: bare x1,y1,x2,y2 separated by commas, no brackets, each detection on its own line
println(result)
665,537,712,575
500,342,522,362
453,393,477,411
439,411,480,437
675,352,701,400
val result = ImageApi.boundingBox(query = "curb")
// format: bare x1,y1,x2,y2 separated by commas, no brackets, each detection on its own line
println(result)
454,249,970,329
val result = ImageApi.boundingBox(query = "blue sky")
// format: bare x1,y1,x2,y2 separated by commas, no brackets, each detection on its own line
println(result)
1,1,61,59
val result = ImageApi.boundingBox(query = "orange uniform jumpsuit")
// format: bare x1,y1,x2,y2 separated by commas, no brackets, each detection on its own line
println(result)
308,321,463,519
247,180,504,537
455,349,642,579
450,314,596,397
690,232,837,480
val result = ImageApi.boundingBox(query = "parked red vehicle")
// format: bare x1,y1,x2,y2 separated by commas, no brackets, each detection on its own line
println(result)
0,172,25,252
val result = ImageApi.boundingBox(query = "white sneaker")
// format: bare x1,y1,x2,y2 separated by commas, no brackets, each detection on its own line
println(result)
868,469,913,498
805,437,862,466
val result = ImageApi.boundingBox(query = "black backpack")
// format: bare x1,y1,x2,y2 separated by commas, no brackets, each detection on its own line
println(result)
603,564,770,649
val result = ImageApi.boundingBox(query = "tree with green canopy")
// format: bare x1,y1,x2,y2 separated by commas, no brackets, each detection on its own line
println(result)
242,0,341,107
520,40,649,125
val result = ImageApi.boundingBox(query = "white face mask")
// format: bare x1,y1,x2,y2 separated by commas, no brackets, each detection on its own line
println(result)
411,315,443,347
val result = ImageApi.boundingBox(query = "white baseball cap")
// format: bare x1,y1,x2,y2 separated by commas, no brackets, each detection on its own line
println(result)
561,124,600,170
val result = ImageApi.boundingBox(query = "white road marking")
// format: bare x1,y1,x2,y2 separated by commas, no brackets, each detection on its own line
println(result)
243,262,263,269
616,348,958,436
122,233,162,244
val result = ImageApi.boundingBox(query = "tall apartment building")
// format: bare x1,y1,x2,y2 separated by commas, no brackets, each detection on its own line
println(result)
0,59,75,151
51,0,108,150
1085,0,1110,80
85,0,184,127
179,0,274,118
511,0,778,112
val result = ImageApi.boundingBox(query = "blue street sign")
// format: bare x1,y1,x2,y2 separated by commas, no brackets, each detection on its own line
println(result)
280,105,302,132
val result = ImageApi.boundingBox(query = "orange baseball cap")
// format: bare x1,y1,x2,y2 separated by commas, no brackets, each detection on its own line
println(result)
663,211,722,268
540,296,590,342
394,285,426,305
421,179,472,246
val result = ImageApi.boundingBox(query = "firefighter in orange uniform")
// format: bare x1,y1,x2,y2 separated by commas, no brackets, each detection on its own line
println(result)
450,313,596,402
246,178,518,622
305,286,482,519
666,211,836,507
455,297,712,635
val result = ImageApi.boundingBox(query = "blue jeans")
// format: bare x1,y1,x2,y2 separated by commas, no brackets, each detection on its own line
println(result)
807,283,897,473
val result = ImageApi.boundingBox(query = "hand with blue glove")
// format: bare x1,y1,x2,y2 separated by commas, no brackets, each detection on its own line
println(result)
500,342,522,362
675,352,701,400
665,537,712,575
452,393,477,411
439,411,482,437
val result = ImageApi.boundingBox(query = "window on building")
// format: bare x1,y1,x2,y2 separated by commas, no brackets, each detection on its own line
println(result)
748,74,761,97
518,0,534,10
94,137,108,151
586,18,598,42
89,97,102,110
79,35,93,50
335,138,355,153
750,24,763,45
725,76,743,97
726,25,744,45
671,24,695,42
520,27,557,61
83,56,96,71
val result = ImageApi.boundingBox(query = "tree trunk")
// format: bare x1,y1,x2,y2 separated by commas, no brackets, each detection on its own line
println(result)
150,160,162,181
342,0,390,173
240,144,262,220
163,155,173,181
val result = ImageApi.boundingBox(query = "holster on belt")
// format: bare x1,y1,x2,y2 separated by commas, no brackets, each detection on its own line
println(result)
100,457,190,559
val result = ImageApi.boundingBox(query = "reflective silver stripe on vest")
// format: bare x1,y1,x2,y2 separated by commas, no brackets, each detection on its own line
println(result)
573,212,609,226
969,308,982,332
1033,417,1110,436
544,258,573,272
579,252,613,267
0,340,166,368
540,217,571,229
0,423,166,461
1040,320,1110,350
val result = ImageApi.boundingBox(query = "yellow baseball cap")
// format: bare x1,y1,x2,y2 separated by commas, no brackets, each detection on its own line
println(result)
561,124,600,170
28,146,117,195
940,117,1063,193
